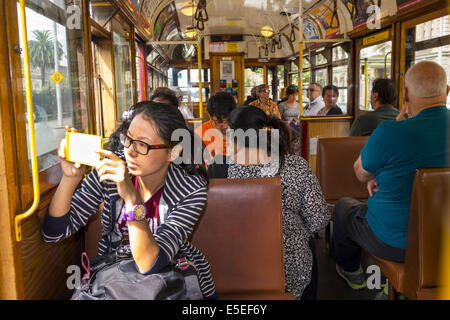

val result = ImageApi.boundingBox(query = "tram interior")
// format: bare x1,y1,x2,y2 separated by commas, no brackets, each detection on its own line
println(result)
0,0,449,300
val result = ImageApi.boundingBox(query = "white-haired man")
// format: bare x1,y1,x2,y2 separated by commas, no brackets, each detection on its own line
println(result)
330,61,450,296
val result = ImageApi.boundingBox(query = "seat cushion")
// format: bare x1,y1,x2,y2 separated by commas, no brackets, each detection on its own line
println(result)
369,254,405,293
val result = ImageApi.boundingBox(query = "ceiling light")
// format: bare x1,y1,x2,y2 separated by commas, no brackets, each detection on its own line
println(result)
180,0,197,16
185,25,197,38
261,25,274,38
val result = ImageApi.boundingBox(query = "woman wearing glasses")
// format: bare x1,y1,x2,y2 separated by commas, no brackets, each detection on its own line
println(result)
249,84,282,118
41,101,217,299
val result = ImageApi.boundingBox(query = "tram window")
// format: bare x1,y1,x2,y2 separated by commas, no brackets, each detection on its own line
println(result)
190,69,208,103
112,16,133,121
89,0,116,32
332,65,348,114
315,53,328,65
314,68,327,88
17,0,89,172
332,46,349,61
359,41,392,110
405,15,450,108
303,57,311,68
277,65,285,98
244,67,264,99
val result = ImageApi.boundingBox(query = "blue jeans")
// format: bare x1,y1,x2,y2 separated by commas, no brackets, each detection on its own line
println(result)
330,197,405,272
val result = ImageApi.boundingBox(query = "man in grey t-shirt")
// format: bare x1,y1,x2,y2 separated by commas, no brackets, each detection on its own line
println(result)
350,78,400,136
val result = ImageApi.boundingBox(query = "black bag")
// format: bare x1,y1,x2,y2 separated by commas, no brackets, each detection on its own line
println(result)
71,247,204,300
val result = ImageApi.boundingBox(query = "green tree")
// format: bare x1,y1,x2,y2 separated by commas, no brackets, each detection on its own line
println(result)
28,29,64,86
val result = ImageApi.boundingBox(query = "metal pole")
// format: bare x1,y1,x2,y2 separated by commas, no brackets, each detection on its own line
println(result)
299,0,304,115
198,39,203,118
365,58,369,110
53,21,63,127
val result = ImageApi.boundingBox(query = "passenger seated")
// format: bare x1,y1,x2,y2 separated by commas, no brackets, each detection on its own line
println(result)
350,78,400,136
195,91,236,159
244,85,259,106
317,85,343,116
330,61,450,295
41,101,217,299
208,106,330,299
303,83,325,116
171,86,194,120
249,84,281,118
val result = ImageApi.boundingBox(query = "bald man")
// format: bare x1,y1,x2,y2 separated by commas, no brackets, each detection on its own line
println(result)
330,61,450,294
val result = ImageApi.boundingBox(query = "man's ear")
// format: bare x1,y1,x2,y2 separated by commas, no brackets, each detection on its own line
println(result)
446,85,450,97
403,87,409,103
169,144,183,162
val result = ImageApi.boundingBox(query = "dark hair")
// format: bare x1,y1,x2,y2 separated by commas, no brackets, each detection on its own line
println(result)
150,87,179,107
371,78,398,106
227,106,291,167
286,85,299,95
109,101,207,180
207,92,237,119
322,84,339,98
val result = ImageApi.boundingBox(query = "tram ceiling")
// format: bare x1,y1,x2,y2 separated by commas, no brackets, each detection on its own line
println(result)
142,0,322,40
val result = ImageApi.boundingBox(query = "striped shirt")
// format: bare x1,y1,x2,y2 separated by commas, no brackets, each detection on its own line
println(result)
41,152,216,298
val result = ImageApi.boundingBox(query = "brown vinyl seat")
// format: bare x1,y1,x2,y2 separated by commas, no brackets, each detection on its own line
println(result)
85,177,294,299
190,177,295,300
315,136,369,247
369,168,450,300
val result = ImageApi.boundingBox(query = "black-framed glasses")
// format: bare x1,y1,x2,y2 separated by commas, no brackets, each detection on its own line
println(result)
210,116,228,126
119,131,173,155
307,88,316,92
261,89,270,93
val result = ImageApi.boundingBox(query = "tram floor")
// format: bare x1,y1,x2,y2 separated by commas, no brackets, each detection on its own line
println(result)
314,226,384,300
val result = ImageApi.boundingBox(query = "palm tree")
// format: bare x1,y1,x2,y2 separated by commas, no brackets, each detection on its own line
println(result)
28,30,63,86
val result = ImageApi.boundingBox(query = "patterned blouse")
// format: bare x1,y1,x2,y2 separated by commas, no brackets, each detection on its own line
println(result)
249,98,281,118
225,155,330,299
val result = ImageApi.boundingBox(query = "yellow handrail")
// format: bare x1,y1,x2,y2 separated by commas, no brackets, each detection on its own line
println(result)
364,58,369,110
384,51,392,78
197,40,203,118
15,0,40,242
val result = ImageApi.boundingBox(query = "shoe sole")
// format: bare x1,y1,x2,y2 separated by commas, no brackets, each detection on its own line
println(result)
335,265,367,290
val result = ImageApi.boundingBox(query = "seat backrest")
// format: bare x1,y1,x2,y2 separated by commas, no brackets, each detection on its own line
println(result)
403,168,450,299
190,177,286,296
316,136,369,202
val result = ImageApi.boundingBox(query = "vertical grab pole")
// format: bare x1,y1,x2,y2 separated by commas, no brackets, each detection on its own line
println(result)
365,58,369,110
15,0,41,241
197,39,203,119
299,0,304,116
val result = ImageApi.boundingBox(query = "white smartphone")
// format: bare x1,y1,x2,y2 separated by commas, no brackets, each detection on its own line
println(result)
65,132,103,167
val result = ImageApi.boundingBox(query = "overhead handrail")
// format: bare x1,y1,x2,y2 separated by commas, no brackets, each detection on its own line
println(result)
15,0,41,242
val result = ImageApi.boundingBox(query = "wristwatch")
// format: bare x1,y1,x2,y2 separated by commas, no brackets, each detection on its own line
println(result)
122,203,146,222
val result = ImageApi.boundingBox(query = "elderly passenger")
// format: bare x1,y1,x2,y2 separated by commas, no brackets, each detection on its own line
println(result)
330,61,450,297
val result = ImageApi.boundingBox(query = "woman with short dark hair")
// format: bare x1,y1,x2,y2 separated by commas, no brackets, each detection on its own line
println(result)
208,106,330,299
318,85,343,116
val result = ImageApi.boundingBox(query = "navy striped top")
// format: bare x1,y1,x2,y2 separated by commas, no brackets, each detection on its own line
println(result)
41,152,216,298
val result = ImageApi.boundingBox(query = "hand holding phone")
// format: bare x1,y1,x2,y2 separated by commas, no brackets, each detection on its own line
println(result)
65,131,103,167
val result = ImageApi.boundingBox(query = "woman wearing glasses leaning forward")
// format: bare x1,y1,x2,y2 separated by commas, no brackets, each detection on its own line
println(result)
42,101,217,299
